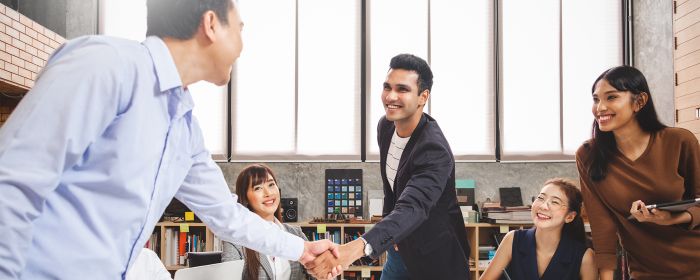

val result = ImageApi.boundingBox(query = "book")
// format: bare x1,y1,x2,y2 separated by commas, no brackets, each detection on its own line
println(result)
627,198,700,219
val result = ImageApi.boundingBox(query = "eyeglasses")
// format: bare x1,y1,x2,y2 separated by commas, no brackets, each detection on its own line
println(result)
534,196,567,210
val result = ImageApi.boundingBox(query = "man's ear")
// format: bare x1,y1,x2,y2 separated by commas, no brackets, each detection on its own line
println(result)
419,89,430,106
200,10,218,42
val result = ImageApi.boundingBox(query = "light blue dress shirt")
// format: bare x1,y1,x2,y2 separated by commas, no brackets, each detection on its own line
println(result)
0,36,304,279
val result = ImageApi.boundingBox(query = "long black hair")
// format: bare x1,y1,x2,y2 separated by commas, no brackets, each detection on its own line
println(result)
586,66,666,181
544,178,586,245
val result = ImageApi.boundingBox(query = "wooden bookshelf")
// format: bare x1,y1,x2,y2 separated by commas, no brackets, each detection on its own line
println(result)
152,222,215,271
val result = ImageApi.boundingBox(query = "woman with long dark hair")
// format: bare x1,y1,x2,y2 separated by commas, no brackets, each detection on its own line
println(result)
576,65,700,279
221,164,310,280
480,178,597,280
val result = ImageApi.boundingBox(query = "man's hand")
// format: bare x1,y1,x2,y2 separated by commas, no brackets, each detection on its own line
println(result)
305,238,367,279
299,240,343,279
336,238,366,269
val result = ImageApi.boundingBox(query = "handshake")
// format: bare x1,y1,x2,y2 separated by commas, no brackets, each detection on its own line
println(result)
299,239,369,279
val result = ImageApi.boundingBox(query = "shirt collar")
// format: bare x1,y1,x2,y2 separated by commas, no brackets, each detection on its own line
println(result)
143,36,182,93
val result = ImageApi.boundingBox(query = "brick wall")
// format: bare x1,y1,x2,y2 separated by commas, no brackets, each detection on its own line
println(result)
0,3,65,128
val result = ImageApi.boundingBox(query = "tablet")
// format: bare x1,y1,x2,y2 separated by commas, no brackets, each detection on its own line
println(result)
627,198,700,219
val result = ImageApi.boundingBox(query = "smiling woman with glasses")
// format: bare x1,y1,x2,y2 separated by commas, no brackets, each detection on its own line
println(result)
479,178,597,280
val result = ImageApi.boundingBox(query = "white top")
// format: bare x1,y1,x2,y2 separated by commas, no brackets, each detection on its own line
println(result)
386,129,410,191
265,219,292,280
126,248,172,280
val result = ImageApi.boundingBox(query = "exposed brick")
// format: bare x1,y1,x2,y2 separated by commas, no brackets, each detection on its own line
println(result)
18,67,30,79
0,69,9,81
37,50,48,61
11,20,23,33
19,15,32,26
10,72,23,84
55,36,65,44
0,4,5,13
0,42,4,51
5,27,18,39
43,43,53,53
48,40,59,49
5,44,18,56
11,37,24,51
31,38,42,49
5,62,17,74
43,29,55,41
31,56,42,66
0,22,5,33
37,33,48,45
32,22,43,36
19,32,30,45
0,32,10,44
24,45,36,56
24,62,37,72
0,14,10,26
25,27,36,39
4,8,18,21
10,55,22,67
19,50,31,62
25,79,33,88
0,51,10,63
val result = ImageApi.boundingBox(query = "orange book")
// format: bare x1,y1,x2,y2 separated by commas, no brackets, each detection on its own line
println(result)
179,232,187,257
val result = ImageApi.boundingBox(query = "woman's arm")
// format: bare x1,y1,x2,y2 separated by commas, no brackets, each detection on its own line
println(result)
579,248,598,280
479,231,514,280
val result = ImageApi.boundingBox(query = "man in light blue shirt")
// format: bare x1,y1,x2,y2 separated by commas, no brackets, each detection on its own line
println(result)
0,1,340,279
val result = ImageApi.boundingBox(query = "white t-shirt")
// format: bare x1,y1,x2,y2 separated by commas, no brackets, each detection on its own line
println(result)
125,248,172,280
386,129,410,191
265,219,292,280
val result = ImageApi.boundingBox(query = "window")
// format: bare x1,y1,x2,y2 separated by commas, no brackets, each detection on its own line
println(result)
500,0,622,160
101,0,624,162
232,0,361,160
99,0,229,160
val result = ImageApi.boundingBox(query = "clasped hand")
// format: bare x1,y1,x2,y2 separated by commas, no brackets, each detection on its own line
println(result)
299,240,344,279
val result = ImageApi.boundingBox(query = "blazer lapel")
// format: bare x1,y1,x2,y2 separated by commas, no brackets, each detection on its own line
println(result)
394,114,428,188
258,254,274,279
379,118,396,195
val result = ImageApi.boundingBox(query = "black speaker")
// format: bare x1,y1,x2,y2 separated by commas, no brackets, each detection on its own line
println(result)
281,198,298,222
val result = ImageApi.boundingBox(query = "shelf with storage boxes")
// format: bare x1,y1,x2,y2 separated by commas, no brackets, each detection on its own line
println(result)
149,222,217,271
289,222,386,280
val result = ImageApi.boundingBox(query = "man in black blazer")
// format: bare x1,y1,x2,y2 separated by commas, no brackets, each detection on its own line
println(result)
314,54,470,279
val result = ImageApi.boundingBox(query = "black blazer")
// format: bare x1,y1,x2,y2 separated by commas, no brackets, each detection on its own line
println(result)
363,114,470,280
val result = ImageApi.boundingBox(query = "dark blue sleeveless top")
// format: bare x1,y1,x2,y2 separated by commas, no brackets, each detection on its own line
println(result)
506,228,587,280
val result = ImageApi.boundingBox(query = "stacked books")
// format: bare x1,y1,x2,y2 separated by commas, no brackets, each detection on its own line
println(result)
481,204,533,224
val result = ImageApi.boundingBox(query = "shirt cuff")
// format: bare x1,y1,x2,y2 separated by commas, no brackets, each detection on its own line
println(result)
285,234,306,261
594,253,618,270
686,206,700,230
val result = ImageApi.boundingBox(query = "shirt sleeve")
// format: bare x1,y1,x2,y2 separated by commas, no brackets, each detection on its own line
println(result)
576,152,619,270
362,141,453,258
0,38,126,279
174,122,304,261
678,130,700,230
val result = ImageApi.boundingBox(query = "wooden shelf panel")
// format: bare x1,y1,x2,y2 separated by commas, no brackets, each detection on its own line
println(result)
675,2,700,32
675,0,700,21
677,20,700,46
345,266,383,272
675,76,700,97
